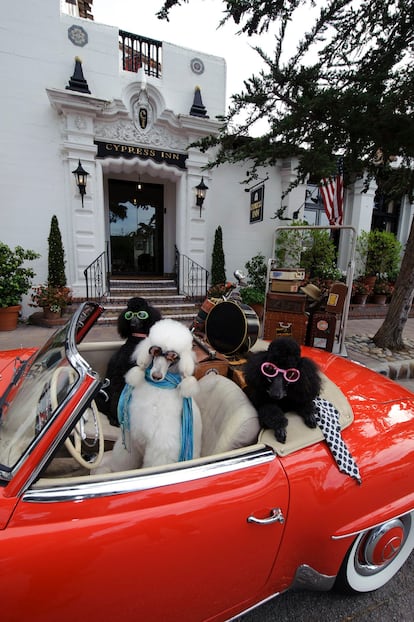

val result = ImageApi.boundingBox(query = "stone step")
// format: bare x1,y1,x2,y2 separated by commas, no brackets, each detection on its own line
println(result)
96,276,200,327
109,279,177,290
108,294,189,305
102,303,198,317
98,309,196,326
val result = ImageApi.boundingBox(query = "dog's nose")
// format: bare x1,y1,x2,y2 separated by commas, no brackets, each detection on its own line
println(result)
268,377,287,400
130,317,143,331
151,369,163,381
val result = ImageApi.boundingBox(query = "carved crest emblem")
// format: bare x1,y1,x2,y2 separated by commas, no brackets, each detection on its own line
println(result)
133,87,153,133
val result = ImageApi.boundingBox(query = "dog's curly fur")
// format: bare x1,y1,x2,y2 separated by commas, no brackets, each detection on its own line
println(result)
96,297,161,426
108,319,202,470
244,337,321,443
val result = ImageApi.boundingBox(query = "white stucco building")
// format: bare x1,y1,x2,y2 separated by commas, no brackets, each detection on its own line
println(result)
1,0,413,318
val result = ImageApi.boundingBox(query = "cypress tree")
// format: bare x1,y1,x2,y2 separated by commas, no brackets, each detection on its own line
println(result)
211,226,226,286
48,215,66,287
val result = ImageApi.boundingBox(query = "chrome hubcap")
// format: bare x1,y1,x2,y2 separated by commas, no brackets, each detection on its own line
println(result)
356,518,406,575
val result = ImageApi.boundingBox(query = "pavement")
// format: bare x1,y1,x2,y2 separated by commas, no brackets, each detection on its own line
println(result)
2,315,414,389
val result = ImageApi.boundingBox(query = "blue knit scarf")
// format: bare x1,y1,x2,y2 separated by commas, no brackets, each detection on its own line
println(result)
117,368,194,461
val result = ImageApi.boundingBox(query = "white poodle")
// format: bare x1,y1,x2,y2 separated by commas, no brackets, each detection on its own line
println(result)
108,319,202,470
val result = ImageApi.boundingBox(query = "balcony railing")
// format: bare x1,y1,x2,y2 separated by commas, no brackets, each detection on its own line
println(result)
119,30,162,78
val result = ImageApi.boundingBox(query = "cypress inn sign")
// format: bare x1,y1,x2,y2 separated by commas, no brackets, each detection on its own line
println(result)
94,141,188,170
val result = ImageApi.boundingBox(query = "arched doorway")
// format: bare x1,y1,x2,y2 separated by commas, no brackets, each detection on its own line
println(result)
109,179,164,275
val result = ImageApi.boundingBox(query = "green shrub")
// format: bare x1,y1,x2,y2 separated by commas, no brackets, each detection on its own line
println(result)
0,242,39,307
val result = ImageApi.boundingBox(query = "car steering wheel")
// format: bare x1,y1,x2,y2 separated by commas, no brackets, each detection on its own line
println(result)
50,366,104,469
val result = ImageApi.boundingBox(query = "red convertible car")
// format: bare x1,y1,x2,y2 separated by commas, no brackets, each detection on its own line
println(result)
0,302,413,622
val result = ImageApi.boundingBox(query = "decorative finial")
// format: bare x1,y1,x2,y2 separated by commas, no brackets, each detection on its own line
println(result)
66,57,91,94
190,86,209,118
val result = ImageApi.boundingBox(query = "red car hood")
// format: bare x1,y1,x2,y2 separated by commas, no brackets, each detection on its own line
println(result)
0,348,36,393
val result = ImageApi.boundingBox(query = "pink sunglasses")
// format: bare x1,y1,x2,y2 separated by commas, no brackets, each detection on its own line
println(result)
260,362,300,383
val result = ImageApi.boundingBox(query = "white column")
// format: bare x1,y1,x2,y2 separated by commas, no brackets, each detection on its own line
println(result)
347,176,377,235
278,158,307,219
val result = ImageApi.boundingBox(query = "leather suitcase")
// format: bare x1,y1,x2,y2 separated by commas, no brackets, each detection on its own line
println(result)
266,292,306,313
325,282,348,314
192,337,229,380
307,312,336,351
263,311,308,344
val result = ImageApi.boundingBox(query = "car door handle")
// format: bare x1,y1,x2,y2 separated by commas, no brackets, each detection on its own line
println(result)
247,508,285,525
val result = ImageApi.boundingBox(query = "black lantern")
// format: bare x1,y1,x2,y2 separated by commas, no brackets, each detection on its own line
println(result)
72,160,89,207
195,177,209,216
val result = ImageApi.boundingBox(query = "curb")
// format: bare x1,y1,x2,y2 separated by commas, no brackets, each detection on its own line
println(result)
388,359,414,380
346,348,414,379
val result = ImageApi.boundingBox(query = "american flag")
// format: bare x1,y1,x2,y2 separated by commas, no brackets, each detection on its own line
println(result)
319,158,344,225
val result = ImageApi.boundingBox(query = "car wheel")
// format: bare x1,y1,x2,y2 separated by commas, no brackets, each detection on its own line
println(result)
335,511,414,593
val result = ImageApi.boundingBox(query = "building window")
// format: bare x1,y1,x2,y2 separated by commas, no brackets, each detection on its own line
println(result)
372,191,401,234
304,184,330,226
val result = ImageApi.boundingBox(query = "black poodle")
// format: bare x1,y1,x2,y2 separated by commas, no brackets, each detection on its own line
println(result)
96,297,162,426
244,337,321,443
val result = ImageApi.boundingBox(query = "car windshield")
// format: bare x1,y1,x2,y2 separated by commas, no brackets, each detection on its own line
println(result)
0,303,102,473
0,326,79,471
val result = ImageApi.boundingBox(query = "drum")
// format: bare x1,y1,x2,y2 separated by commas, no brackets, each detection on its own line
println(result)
205,301,259,355
191,297,217,333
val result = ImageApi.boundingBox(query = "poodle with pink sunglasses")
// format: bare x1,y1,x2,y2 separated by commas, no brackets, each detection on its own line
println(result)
244,337,321,443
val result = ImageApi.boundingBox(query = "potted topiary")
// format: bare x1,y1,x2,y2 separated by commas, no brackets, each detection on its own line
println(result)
29,216,72,323
0,242,39,330
356,230,402,285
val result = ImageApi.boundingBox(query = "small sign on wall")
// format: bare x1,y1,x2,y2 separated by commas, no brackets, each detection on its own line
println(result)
250,185,264,223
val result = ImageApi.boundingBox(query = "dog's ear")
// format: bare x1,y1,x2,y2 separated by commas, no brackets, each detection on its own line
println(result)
179,375,199,398
178,349,196,379
149,307,162,324
117,311,130,339
132,337,152,369
125,365,145,387
244,350,269,384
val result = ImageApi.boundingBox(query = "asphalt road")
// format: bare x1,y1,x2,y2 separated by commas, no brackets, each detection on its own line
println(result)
237,552,414,621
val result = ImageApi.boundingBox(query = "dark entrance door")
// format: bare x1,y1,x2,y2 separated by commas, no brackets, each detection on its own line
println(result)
109,179,163,275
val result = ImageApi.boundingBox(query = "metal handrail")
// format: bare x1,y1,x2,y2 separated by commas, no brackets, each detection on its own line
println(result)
175,246,209,301
83,249,110,301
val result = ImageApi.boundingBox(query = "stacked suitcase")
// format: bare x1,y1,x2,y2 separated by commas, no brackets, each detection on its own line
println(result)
263,262,348,351
263,292,308,344
307,282,348,351
263,263,308,344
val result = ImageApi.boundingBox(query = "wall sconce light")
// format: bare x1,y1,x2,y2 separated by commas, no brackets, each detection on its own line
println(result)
72,160,89,207
195,177,209,217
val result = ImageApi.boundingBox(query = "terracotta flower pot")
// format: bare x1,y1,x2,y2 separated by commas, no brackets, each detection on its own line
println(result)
42,307,62,320
352,294,368,305
0,305,21,331
372,294,387,305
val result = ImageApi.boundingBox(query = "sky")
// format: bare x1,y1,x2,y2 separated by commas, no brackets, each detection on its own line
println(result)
92,0,276,108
